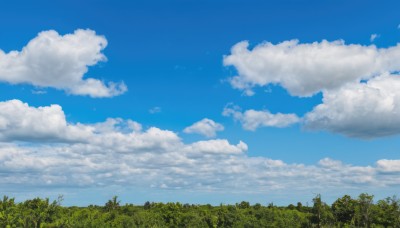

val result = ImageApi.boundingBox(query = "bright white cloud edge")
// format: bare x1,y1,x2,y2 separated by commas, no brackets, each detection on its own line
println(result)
0,29,127,97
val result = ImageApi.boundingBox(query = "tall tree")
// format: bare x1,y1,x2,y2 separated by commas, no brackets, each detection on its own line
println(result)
311,194,333,227
105,196,120,212
332,194,356,225
355,193,374,228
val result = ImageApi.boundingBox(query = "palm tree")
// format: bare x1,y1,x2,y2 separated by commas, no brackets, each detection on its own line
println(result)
105,196,120,211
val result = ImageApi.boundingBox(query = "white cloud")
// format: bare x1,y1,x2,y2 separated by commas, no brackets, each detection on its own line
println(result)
370,33,380,42
0,99,399,194
0,29,127,97
376,159,400,173
223,39,400,139
0,99,91,142
304,73,400,138
223,105,300,130
91,118,142,133
224,40,400,97
183,118,224,137
185,139,247,154
1,141,399,193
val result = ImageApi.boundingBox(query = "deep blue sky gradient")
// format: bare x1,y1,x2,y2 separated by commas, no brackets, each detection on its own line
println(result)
1,0,400,204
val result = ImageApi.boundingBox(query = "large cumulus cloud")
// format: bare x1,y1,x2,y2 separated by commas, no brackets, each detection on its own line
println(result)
224,40,400,97
304,73,400,138
0,29,127,97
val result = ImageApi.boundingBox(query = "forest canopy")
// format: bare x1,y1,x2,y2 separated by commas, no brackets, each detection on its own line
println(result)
1,193,399,227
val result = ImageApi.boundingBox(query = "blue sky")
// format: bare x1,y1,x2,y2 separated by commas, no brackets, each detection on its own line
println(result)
1,0,400,206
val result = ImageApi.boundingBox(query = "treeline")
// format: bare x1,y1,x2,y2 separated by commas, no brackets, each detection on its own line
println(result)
0,193,399,227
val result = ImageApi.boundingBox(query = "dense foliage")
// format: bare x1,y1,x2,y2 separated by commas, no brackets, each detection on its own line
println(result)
1,193,399,227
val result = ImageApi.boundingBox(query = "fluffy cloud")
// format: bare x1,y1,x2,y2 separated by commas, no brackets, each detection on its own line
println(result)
376,159,400,173
304,73,400,138
183,118,224,137
224,39,400,138
224,40,400,96
0,99,91,142
223,105,299,130
185,139,247,154
0,29,127,97
1,141,399,193
0,99,399,194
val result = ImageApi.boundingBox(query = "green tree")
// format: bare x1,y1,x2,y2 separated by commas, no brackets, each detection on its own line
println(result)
374,196,400,227
160,202,183,226
104,196,120,212
296,202,303,212
0,196,17,227
311,194,333,227
355,193,374,228
332,194,356,225
217,204,241,227
274,209,308,228
143,201,151,210
19,197,61,228
237,201,250,209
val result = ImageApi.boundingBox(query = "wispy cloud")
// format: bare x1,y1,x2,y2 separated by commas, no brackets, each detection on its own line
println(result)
149,106,161,114
370,33,380,42
223,104,299,131
31,89,47,95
